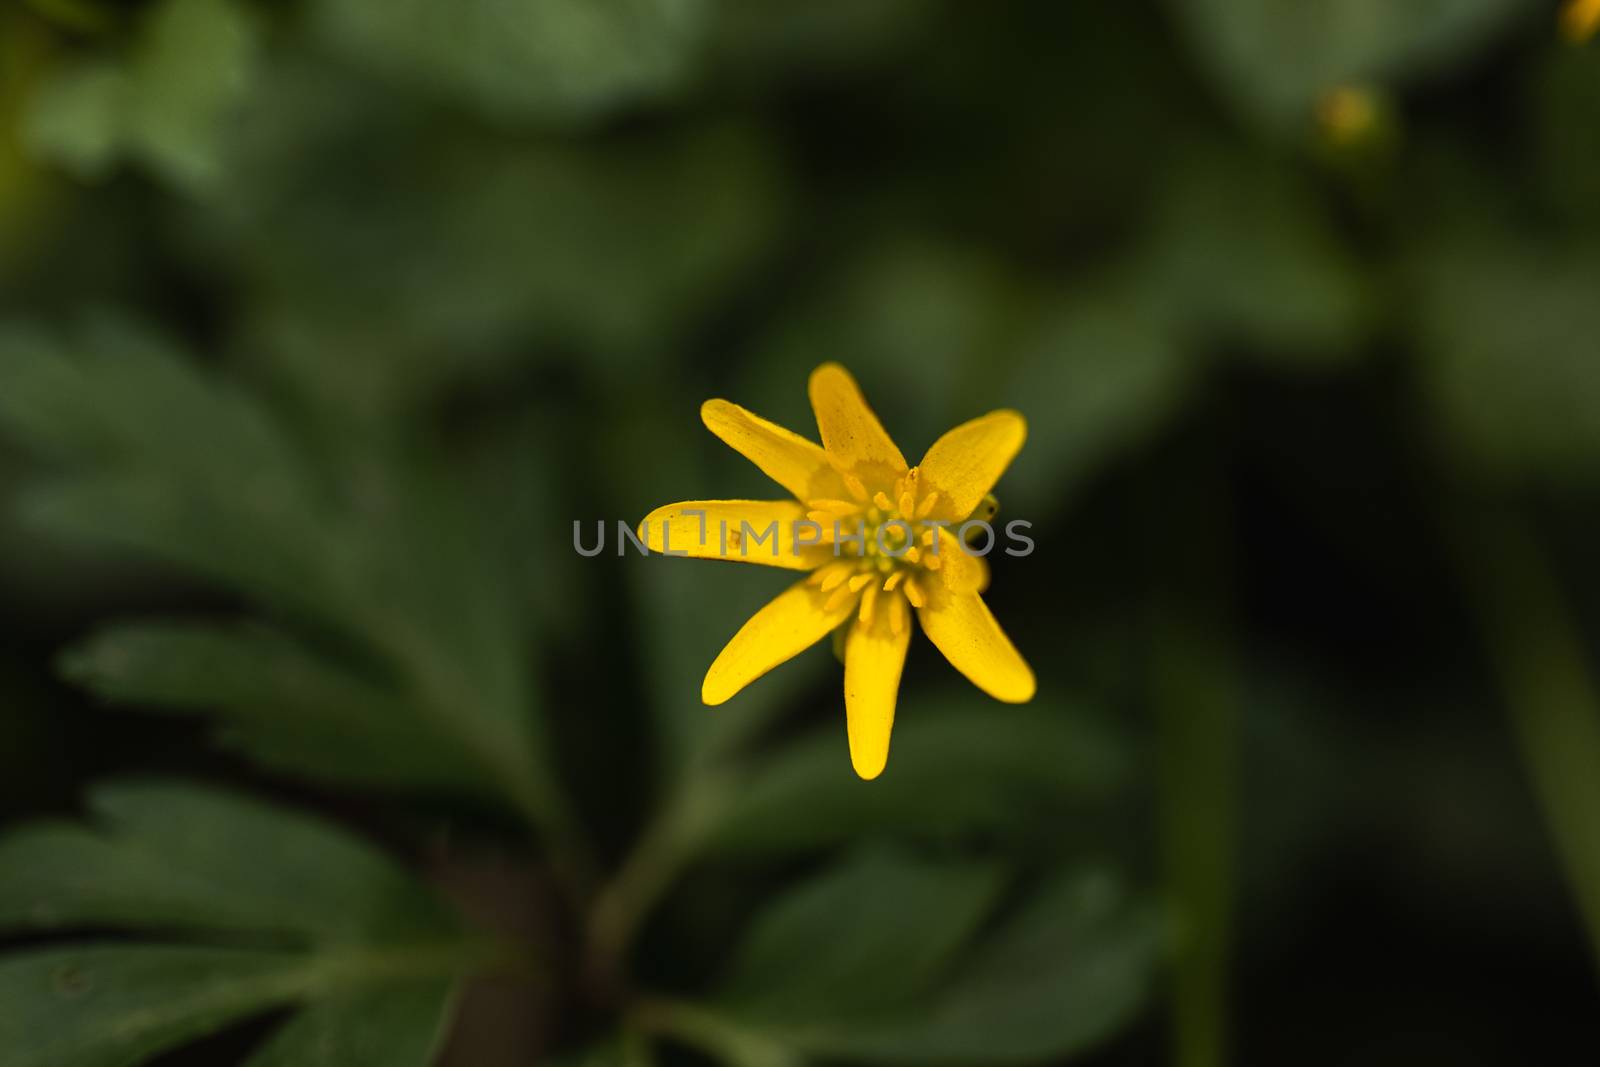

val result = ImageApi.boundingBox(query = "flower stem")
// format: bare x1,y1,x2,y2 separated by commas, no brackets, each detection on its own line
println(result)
587,777,729,987
630,997,801,1067
1453,505,1600,967
1148,438,1238,1067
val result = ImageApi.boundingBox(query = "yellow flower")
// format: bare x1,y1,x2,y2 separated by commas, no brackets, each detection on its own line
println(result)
639,363,1035,780
1564,0,1600,42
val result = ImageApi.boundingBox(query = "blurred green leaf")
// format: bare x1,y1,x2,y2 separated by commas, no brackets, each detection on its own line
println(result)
997,280,1195,514
803,870,1160,1064
21,62,124,180
715,859,1159,1065
0,780,451,939
60,621,488,793
708,698,1126,855
716,850,1008,1024
1171,0,1525,128
0,781,483,1067
309,0,709,125
212,97,785,399
1536,48,1600,231
23,0,255,190
126,0,255,188
543,1036,650,1067
744,240,1014,451
1411,234,1600,484
0,316,558,826
243,984,458,1067
1145,147,1374,363
709,0,929,85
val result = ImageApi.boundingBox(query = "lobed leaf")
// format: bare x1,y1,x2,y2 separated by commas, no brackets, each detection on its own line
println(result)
709,698,1127,855
714,855,1160,1065
716,849,1008,1024
0,783,489,1067
0,317,554,822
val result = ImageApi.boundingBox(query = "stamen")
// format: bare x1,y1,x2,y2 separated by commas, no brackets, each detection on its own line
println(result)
825,582,857,613
848,572,874,592
903,577,926,608
904,546,921,564
843,474,869,501
923,553,941,571
916,492,940,518
898,490,916,517
858,582,878,625
884,571,905,592
807,510,836,526
889,593,907,636
873,491,895,512
820,567,850,592
811,562,851,586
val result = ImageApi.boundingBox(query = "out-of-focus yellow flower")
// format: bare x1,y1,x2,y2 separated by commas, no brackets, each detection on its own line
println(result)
639,364,1035,780
1563,0,1600,43
1317,85,1383,146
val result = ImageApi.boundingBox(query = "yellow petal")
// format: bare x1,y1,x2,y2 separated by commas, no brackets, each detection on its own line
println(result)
701,399,848,502
638,501,833,570
916,585,1035,703
703,578,858,705
927,526,987,594
843,607,912,779
917,410,1026,523
808,363,908,488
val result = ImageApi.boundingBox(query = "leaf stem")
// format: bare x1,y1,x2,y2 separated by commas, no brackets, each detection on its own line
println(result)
630,996,800,1067
1148,436,1238,1067
1453,504,1600,967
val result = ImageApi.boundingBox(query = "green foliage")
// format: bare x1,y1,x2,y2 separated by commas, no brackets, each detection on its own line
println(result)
709,699,1126,854
1173,0,1528,128
308,0,709,125
1411,234,1600,484
215,94,785,395
59,622,485,791
1537,49,1600,230
997,281,1195,512
717,850,1008,1022
715,854,1160,1064
0,782,485,1067
0,316,558,824
24,0,255,190
3,0,1598,1064
1144,147,1374,361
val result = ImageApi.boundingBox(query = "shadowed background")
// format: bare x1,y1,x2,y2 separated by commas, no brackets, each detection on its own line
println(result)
2,1,1599,1065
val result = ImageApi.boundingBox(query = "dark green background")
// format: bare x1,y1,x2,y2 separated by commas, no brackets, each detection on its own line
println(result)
2,0,1599,1064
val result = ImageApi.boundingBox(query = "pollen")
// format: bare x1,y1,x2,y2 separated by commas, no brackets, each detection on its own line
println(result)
800,465,959,626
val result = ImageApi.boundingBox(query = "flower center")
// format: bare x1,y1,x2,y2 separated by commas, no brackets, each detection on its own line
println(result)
803,468,945,634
